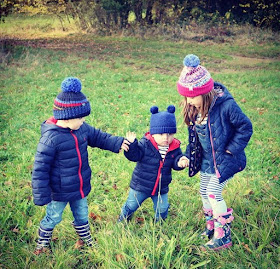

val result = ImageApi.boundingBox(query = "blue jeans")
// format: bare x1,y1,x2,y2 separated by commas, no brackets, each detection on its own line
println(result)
40,197,89,229
119,188,169,222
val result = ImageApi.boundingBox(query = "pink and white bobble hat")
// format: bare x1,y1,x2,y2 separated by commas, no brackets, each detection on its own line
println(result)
177,54,214,97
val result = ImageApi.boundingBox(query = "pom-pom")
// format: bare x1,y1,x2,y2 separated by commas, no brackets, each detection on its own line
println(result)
183,54,200,68
61,77,82,93
167,105,175,113
150,106,159,114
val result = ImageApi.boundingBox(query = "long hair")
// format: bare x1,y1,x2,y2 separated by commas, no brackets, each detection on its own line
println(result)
182,90,216,126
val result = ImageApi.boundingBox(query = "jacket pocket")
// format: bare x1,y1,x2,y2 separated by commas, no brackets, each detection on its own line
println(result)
218,151,246,179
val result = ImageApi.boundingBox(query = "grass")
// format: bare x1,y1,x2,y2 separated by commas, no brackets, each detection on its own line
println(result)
0,14,280,268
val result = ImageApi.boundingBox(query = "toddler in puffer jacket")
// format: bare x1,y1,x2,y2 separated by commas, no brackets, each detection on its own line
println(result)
32,77,130,254
118,105,188,223
177,54,253,251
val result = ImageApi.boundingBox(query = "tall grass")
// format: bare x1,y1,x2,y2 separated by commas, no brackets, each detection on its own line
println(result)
0,15,279,268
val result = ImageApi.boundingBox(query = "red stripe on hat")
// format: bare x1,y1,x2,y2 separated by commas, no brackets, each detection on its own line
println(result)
54,100,84,107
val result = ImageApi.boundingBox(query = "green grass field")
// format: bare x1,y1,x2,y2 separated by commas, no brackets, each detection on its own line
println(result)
0,15,279,268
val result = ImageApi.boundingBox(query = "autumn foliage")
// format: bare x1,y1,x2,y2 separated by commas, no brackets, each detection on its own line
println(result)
1,0,280,31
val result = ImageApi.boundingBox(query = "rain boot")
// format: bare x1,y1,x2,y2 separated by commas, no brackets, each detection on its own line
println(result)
203,208,234,251
201,208,214,239
72,221,93,247
118,204,134,222
34,226,53,255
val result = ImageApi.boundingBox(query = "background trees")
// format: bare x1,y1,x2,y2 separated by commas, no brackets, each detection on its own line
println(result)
1,0,279,30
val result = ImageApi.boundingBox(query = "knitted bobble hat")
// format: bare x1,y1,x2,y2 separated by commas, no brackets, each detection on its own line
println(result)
177,54,214,97
150,105,177,135
53,77,91,120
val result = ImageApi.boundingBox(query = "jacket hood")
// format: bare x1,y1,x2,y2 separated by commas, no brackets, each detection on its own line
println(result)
41,116,69,135
213,82,234,107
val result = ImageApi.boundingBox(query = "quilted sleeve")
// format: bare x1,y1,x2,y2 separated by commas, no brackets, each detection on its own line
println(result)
87,124,124,153
32,136,55,206
225,101,253,155
124,138,145,162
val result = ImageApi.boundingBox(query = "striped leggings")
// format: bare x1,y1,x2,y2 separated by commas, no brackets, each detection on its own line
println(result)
199,172,231,216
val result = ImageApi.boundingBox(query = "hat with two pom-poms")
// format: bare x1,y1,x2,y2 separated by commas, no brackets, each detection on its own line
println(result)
150,105,177,135
177,54,214,97
53,77,91,120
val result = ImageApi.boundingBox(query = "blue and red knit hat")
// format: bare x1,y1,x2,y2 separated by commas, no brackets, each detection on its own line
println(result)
53,77,91,120
150,105,177,135
177,54,214,97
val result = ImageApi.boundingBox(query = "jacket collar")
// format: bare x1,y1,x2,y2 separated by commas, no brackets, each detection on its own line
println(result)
145,132,180,151
46,116,58,125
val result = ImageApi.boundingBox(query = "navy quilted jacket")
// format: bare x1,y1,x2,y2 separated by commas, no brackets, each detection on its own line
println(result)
32,117,124,206
186,82,253,183
124,132,184,195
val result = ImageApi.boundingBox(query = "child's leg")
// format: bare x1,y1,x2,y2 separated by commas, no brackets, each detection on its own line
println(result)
202,175,234,250
199,172,212,210
70,197,89,226
206,175,231,216
40,200,68,229
35,200,67,253
151,193,169,222
70,197,93,247
119,188,149,222
199,173,215,239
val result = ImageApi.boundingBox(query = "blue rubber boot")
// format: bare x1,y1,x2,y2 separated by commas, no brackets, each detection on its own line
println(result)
202,208,234,251
34,226,53,255
72,222,93,247
201,208,214,239
118,204,134,223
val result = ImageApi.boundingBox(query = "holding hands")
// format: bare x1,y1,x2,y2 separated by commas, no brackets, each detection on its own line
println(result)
120,131,136,152
178,156,189,168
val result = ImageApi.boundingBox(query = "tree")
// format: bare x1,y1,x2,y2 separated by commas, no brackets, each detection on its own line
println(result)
1,0,18,22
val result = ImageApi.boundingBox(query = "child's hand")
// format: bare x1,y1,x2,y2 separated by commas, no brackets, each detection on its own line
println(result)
178,156,189,168
120,132,136,152
126,131,136,143
121,139,131,152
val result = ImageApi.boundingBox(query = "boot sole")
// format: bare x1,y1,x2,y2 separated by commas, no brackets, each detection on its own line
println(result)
201,242,232,252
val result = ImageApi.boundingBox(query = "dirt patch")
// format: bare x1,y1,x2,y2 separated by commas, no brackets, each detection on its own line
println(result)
210,54,279,74
229,55,276,65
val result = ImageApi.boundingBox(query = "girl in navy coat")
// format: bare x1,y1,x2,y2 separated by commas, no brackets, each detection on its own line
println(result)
118,105,188,223
177,54,253,250
32,77,129,254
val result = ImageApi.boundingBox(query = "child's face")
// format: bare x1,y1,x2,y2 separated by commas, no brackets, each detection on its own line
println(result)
66,117,85,130
152,133,174,146
186,95,203,111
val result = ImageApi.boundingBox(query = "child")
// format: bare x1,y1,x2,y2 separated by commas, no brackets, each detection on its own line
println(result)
118,105,188,223
32,77,129,254
177,54,253,250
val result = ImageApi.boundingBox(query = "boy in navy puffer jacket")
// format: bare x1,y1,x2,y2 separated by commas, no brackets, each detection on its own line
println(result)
32,77,130,254
118,105,189,223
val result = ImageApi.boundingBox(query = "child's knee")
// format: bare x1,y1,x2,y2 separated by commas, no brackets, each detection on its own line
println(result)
40,215,62,229
206,192,218,206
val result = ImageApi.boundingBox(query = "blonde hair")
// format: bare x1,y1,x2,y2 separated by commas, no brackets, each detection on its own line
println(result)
182,90,216,126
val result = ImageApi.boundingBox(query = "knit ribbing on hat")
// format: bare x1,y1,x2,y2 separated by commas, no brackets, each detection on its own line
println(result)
53,77,91,120
150,105,177,135
177,54,214,97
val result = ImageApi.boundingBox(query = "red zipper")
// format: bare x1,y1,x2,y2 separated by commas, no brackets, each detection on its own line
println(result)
208,115,221,178
70,131,85,198
148,134,180,196
151,160,164,195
